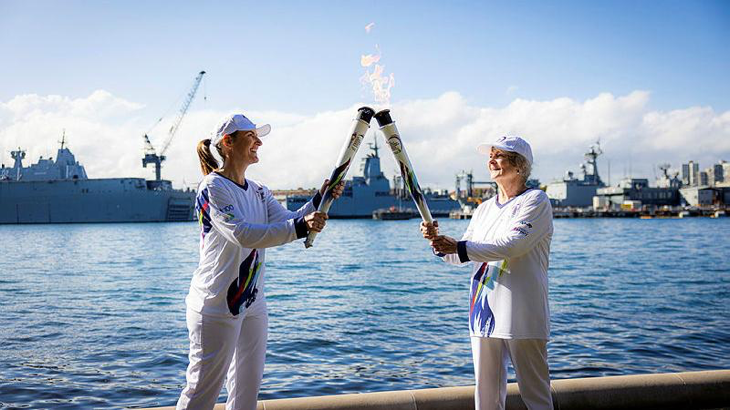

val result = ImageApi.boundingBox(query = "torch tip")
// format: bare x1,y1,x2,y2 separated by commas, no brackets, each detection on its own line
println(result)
374,109,393,127
356,106,375,123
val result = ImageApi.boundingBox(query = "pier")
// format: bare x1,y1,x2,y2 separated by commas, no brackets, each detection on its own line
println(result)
144,369,730,410
551,206,728,219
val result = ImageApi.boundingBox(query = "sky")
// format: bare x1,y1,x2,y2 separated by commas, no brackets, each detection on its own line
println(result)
1,0,729,190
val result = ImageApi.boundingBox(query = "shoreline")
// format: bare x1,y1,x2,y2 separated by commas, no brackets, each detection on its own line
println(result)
141,369,730,410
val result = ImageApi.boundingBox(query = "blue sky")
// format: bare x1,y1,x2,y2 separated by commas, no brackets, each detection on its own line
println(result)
1,1,729,188
2,1,728,112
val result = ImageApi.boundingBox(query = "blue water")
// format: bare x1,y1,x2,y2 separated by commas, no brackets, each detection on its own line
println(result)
0,218,728,409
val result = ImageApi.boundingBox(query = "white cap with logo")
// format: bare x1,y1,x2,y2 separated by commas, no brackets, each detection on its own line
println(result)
212,114,271,146
477,135,533,166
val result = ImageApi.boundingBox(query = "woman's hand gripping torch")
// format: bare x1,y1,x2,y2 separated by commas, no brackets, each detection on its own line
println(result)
374,109,434,224
304,107,375,248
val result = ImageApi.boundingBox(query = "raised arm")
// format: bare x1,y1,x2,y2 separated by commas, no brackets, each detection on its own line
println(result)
265,186,321,223
204,181,308,249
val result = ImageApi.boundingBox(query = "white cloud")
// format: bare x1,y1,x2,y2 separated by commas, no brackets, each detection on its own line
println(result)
2,90,728,192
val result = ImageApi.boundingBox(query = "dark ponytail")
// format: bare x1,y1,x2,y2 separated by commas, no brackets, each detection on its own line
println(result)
197,139,219,175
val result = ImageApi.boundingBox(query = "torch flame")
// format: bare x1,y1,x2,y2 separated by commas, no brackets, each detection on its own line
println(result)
360,44,395,105
360,53,381,67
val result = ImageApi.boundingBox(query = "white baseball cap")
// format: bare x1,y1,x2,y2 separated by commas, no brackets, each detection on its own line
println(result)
477,135,533,166
212,114,271,146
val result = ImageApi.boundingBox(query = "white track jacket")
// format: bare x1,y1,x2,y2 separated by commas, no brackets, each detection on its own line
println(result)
440,189,553,339
186,172,319,317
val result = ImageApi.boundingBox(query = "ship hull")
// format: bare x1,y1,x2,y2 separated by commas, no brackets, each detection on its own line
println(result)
0,178,195,224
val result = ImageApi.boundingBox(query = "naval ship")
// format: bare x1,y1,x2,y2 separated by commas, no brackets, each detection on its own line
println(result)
283,139,461,218
0,136,195,224
545,142,606,207
0,71,205,224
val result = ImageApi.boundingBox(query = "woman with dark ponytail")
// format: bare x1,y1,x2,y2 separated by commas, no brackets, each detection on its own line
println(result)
196,138,219,176
177,113,342,410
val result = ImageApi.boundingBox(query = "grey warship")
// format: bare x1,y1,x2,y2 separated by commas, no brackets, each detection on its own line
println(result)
283,138,461,218
0,136,195,224
0,71,206,224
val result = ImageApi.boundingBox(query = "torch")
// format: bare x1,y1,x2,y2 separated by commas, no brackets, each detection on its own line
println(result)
374,109,433,223
304,106,375,248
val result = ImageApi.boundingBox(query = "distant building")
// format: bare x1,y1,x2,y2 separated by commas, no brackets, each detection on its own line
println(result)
596,178,681,208
700,171,709,186
680,186,714,206
711,161,726,186
682,160,700,186
679,185,730,206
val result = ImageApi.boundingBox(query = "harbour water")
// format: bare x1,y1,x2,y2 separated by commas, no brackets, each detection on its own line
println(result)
1,218,728,409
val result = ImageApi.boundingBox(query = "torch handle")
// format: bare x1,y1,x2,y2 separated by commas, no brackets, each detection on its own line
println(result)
375,111,433,223
305,107,374,248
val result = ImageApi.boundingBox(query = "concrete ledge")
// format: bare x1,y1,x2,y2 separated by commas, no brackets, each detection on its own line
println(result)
144,369,730,410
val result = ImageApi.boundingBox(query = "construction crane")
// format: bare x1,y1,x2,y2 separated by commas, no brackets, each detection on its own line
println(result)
455,170,494,203
143,70,206,181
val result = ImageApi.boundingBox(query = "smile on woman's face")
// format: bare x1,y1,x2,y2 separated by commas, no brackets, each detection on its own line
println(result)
488,148,516,180
226,131,262,165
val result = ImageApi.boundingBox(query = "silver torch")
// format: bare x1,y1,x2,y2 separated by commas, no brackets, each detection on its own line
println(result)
304,106,375,248
374,109,433,223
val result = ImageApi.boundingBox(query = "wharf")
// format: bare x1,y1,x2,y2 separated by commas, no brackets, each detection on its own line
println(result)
143,369,730,410
552,207,728,219
449,209,473,219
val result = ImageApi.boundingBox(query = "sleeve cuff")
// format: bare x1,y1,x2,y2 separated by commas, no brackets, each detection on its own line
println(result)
294,217,308,239
457,241,470,263
312,192,322,209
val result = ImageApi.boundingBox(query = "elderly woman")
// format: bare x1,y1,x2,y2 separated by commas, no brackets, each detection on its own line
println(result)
177,113,342,410
422,136,553,410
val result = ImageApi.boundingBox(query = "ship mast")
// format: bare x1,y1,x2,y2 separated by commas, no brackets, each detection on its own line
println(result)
367,135,379,158
143,70,206,181
11,148,25,181
59,129,66,150
583,140,603,186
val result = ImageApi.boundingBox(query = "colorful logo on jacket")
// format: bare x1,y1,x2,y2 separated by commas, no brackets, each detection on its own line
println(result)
196,188,212,239
220,204,235,222
226,249,262,316
469,260,509,336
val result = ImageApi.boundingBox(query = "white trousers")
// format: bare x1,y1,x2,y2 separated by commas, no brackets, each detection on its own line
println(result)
471,337,553,410
177,302,268,410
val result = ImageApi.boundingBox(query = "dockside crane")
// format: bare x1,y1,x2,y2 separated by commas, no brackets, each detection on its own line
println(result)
455,170,493,203
143,70,206,181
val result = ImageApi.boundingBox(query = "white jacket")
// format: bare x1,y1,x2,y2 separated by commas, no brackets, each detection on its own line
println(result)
441,189,553,339
186,172,319,317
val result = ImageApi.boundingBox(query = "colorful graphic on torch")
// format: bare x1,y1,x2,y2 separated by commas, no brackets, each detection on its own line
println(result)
327,158,351,191
399,160,426,208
